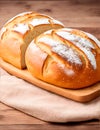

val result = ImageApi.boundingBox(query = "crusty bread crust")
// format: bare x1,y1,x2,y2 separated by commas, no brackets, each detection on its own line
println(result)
0,12,64,69
25,28,100,89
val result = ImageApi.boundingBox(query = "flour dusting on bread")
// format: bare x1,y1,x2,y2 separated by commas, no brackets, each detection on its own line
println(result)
56,30,96,69
13,24,30,34
30,18,50,26
38,37,82,65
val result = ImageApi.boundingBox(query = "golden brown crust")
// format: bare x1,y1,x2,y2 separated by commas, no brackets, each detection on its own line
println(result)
0,12,64,69
25,28,100,89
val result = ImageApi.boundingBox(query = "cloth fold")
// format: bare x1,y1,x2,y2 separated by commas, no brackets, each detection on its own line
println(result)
0,68,100,123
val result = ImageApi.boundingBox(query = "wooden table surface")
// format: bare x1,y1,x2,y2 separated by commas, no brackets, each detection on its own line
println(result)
0,0,100,130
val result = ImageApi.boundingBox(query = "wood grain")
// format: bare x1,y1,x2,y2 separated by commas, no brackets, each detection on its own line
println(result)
0,0,100,28
0,102,46,125
0,0,100,129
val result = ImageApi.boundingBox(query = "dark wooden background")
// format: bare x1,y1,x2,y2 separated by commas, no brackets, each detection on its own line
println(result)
0,0,100,130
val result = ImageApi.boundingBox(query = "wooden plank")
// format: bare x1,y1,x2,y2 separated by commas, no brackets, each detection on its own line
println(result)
0,124,100,130
0,102,46,124
0,0,100,28
0,121,99,129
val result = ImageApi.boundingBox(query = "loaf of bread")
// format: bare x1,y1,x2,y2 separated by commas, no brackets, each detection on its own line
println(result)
25,28,100,89
0,11,64,69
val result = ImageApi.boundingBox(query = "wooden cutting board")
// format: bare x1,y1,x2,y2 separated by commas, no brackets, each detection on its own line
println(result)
0,58,100,103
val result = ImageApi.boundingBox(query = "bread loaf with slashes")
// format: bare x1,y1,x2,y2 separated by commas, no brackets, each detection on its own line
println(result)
25,28,100,89
0,12,64,69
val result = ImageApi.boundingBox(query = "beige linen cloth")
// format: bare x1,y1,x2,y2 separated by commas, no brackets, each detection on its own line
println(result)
0,68,100,123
